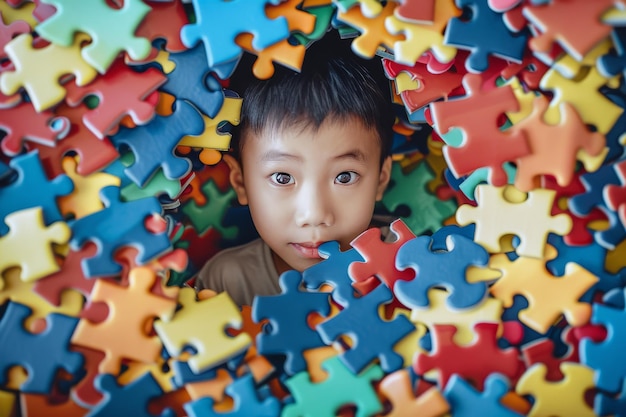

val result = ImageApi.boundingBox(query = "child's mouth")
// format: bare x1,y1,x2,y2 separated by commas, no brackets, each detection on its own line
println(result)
291,242,323,259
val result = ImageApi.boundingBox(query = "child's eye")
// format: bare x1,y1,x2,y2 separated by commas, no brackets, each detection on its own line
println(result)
270,172,294,185
335,171,359,184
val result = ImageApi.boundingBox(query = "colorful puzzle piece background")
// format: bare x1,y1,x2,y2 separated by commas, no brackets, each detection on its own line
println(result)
1,0,626,415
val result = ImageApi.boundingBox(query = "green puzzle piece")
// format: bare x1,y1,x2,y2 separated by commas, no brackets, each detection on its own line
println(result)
282,356,384,417
37,0,152,73
181,179,238,240
382,161,457,235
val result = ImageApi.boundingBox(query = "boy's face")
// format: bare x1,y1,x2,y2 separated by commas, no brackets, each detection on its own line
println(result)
228,116,392,274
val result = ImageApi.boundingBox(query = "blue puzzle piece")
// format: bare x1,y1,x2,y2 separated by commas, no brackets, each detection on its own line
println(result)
581,287,626,393
170,360,218,388
602,88,626,163
547,234,625,301
252,270,331,375
301,241,365,305
394,234,489,309
444,373,523,417
0,301,83,393
599,26,626,79
316,284,414,373
569,162,621,216
160,44,235,118
595,204,626,250
429,224,476,251
444,0,528,73
181,0,290,68
184,374,280,417
596,379,626,417
70,185,172,277
111,100,204,187
0,150,73,236
88,372,174,417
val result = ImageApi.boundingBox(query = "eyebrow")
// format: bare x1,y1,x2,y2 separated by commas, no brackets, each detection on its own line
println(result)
334,149,368,162
259,150,302,162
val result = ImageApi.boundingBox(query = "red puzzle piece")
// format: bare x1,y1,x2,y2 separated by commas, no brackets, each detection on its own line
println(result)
0,100,70,156
135,0,189,53
396,0,435,24
26,102,119,177
414,323,524,390
349,219,416,289
0,11,30,59
64,59,166,139
429,73,530,185
604,159,626,212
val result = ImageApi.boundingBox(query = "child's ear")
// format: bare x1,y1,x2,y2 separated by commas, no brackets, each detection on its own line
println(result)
223,154,248,205
376,156,392,201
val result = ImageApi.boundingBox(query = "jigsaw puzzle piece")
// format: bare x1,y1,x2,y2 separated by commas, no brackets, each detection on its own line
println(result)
430,73,530,185
385,0,460,66
184,374,280,417
89,372,174,417
523,0,618,61
415,322,523,390
0,33,98,111
379,368,450,417
154,288,252,373
64,58,167,139
0,206,70,282
456,184,572,258
444,373,523,417
133,0,189,55
394,233,490,310
178,95,242,151
181,179,238,239
316,284,415,373
71,267,177,374
489,245,598,334
382,161,457,235
0,301,83,393
349,219,416,289
302,241,365,304
111,99,204,187
181,0,289,68
282,355,384,417
581,287,626,393
69,185,172,277
252,270,330,375
0,97,70,156
444,0,527,73
160,44,231,119
26,102,120,178
516,362,596,417
336,1,404,59
36,0,152,73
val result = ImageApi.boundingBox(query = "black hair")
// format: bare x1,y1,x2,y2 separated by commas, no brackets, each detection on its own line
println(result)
229,34,395,166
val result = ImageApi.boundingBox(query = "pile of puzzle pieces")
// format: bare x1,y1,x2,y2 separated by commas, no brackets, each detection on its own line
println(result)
2,0,626,415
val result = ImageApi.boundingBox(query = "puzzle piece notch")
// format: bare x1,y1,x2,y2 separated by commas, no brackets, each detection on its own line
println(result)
394,233,490,310
252,270,331,375
36,0,152,73
456,184,572,258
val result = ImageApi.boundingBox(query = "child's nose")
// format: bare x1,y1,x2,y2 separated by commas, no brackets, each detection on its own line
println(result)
294,188,335,228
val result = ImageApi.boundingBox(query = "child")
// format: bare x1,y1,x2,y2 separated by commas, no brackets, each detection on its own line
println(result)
194,49,395,306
